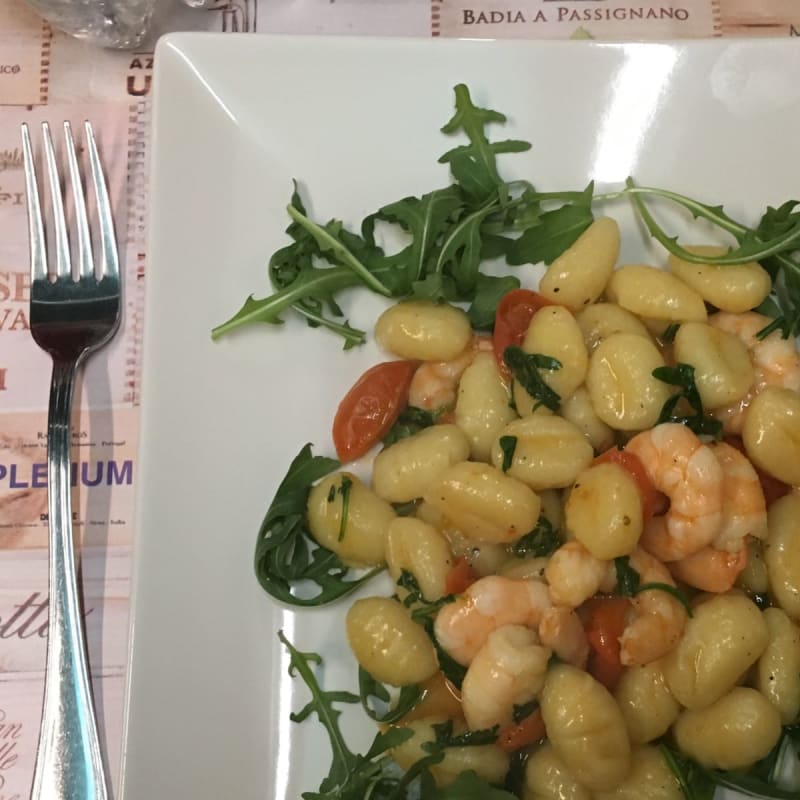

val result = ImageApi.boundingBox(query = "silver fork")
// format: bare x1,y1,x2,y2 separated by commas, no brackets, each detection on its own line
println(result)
22,120,121,800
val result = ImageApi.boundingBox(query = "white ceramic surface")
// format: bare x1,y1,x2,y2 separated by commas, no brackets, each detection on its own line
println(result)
121,34,800,799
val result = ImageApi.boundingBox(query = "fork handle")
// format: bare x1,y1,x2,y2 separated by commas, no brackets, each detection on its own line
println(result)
33,358,109,800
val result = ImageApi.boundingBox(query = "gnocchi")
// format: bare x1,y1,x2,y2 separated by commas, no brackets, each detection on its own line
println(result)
307,472,395,565
742,386,800,485
424,461,541,543
371,423,470,503
663,593,769,710
455,351,517,461
565,463,643,559
755,607,800,724
490,415,593,491
375,300,471,361
576,302,652,352
606,265,707,323
586,333,671,430
346,597,439,686
667,245,771,313
538,217,620,310
385,517,452,601
592,746,682,800
523,743,592,800
613,661,680,744
672,687,781,770
540,664,631,791
765,493,800,622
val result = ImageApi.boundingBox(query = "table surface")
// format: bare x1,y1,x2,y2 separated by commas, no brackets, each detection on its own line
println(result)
0,0,797,795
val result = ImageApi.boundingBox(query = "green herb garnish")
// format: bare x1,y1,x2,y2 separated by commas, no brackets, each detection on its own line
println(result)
358,666,423,724
661,323,680,343
652,363,723,440
498,435,517,472
383,407,441,446
512,699,539,724
614,556,693,617
423,719,499,753
337,475,353,541
503,346,562,411
254,445,383,606
512,515,563,558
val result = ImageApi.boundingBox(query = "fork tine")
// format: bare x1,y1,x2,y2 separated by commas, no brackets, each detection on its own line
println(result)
42,122,71,279
63,122,94,280
84,122,119,280
21,123,47,282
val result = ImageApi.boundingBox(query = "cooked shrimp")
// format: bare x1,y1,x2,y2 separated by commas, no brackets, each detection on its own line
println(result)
408,336,492,410
709,441,767,551
539,606,589,668
619,548,687,666
626,423,723,562
461,624,551,730
669,546,748,593
544,541,613,608
434,575,551,666
710,312,800,434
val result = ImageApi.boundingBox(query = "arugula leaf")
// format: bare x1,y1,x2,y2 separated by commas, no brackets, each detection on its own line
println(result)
423,719,499,753
661,323,680,343
506,192,594,266
652,363,723,440
504,346,563,412
615,556,693,617
426,771,519,800
512,699,539,724
337,475,353,541
432,199,499,296
498,436,517,472
467,273,520,329
365,187,463,283
660,743,716,800
439,84,531,202
279,631,414,800
383,407,441,446
358,666,423,724
614,556,641,595
285,205,391,297
254,445,383,606
211,266,365,342
620,180,800,339
512,515,562,558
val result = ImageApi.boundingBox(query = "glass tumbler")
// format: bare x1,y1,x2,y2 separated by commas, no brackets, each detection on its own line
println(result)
23,0,157,49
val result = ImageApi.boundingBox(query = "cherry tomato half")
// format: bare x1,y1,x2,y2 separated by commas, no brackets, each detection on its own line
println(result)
444,557,480,596
583,596,631,691
594,447,665,521
497,709,546,753
492,289,553,378
332,360,416,463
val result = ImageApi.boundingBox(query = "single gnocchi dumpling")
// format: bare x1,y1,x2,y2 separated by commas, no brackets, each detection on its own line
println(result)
490,415,593,491
606,265,707,323
307,472,395,566
375,300,472,361
586,333,671,431
346,597,439,686
540,664,631,791
424,461,541,543
667,245,771,313
538,217,620,311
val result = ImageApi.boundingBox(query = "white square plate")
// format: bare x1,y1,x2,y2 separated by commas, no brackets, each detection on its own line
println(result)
121,33,800,799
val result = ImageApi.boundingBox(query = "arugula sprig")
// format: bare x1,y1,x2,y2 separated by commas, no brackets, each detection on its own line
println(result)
614,556,693,617
504,346,563,412
281,631,518,800
512,515,563,559
660,735,800,800
652,363,723,440
358,666,423,725
393,571,465,689
383,407,441,446
621,180,800,339
279,630,411,800
254,444,383,606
